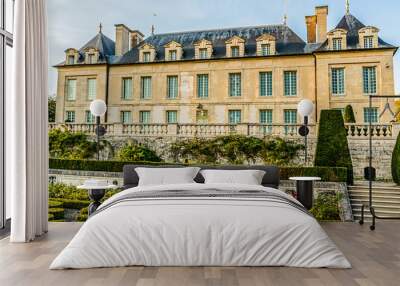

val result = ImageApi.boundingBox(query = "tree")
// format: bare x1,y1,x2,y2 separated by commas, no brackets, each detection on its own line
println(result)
343,105,356,123
391,132,400,184
48,97,56,122
315,110,353,184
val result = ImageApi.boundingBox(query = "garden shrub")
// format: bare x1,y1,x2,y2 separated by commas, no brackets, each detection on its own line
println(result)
48,213,54,221
310,192,342,221
170,135,303,165
76,207,88,222
314,110,353,184
116,141,161,162
49,199,63,208
344,105,356,123
391,131,400,184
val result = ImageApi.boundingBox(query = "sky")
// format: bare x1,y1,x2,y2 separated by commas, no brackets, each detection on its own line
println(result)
47,0,400,96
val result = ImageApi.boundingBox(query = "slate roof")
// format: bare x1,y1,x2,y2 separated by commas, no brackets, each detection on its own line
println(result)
116,24,308,64
316,13,394,51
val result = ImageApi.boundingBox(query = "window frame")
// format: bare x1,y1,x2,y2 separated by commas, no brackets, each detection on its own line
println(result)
283,71,297,96
228,109,242,124
120,111,132,124
231,46,240,57
167,75,179,99
166,110,178,124
143,52,151,63
66,78,77,101
139,110,151,124
121,77,133,100
229,73,241,97
197,74,209,98
363,107,379,123
199,48,208,59
331,67,345,96
169,50,177,61
65,111,76,123
87,78,97,100
332,38,342,51
140,76,152,99
364,36,374,49
363,66,377,95
85,110,95,123
261,44,271,56
259,71,273,97
1,0,14,229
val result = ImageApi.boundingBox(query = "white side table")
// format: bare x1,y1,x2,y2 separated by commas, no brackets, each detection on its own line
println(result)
77,182,118,215
289,177,321,210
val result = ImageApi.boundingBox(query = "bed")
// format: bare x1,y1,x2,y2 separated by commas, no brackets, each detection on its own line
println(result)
50,165,351,269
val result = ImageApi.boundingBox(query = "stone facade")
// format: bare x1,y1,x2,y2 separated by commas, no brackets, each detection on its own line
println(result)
54,6,397,127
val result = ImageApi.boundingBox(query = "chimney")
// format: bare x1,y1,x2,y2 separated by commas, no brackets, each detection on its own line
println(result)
305,15,317,43
130,30,144,49
315,6,328,43
115,24,130,56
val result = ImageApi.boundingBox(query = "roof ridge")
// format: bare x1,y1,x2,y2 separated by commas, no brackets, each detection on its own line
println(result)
150,24,286,37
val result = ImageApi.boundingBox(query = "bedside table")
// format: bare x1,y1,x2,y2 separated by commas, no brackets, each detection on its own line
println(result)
78,181,118,215
289,177,321,210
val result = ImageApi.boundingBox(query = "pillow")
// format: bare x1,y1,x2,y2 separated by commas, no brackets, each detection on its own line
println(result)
200,169,266,185
135,167,201,186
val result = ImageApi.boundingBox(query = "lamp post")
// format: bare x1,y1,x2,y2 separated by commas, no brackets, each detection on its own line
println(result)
297,99,314,165
90,99,107,160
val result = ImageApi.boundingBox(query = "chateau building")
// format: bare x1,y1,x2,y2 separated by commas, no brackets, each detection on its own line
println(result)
55,5,397,126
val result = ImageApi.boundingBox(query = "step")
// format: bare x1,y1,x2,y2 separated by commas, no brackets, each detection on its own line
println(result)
349,194,400,202
348,189,400,196
349,185,400,192
352,205,400,213
352,208,400,215
350,199,400,205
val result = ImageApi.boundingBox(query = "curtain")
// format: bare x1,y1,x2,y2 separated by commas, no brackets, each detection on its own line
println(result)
7,0,48,242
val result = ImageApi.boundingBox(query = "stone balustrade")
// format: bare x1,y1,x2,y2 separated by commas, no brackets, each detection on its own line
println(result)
48,122,400,139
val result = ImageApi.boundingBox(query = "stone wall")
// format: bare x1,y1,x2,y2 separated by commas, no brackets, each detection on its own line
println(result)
102,135,395,181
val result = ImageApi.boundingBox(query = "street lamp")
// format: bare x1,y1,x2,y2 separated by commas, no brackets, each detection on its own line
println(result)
90,99,107,160
297,99,314,164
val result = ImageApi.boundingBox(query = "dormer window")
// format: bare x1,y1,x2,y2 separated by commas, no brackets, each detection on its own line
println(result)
364,36,373,49
256,34,276,56
169,50,177,61
327,29,347,51
225,36,245,57
164,41,183,61
65,48,79,65
231,46,240,57
358,26,379,49
194,39,213,60
139,43,156,63
88,54,95,64
67,55,75,65
143,52,151,62
199,48,208,59
332,38,342,50
261,44,271,56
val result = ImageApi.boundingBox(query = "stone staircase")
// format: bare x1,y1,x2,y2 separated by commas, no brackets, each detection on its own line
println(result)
348,183,400,222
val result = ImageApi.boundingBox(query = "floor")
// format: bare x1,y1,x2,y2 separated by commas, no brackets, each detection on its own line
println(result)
0,222,399,286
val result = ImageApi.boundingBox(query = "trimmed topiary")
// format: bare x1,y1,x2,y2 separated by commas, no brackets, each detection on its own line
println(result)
315,110,354,185
391,131,400,184
344,105,356,123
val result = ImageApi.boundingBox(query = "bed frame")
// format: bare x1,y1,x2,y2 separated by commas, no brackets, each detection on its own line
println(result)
122,165,280,190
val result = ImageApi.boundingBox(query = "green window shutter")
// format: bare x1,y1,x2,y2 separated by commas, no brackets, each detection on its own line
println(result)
363,67,377,94
85,111,95,123
120,111,132,124
122,78,132,100
197,74,209,98
260,72,272,96
141,76,152,99
363,107,378,123
331,68,345,96
167,76,179,99
229,73,241,97
284,71,297,96
228,110,241,124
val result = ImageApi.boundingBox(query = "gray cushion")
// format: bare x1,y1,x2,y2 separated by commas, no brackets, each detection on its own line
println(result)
123,165,280,189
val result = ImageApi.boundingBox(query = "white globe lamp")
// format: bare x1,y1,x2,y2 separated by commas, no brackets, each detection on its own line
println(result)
297,99,314,117
90,99,107,117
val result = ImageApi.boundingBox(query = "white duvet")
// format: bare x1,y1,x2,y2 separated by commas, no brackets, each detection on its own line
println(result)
50,183,351,269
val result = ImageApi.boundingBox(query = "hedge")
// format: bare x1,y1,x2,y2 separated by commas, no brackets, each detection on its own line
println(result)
50,159,348,182
314,110,354,185
53,198,90,209
392,132,400,184
49,199,63,208
49,158,178,172
48,208,64,220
